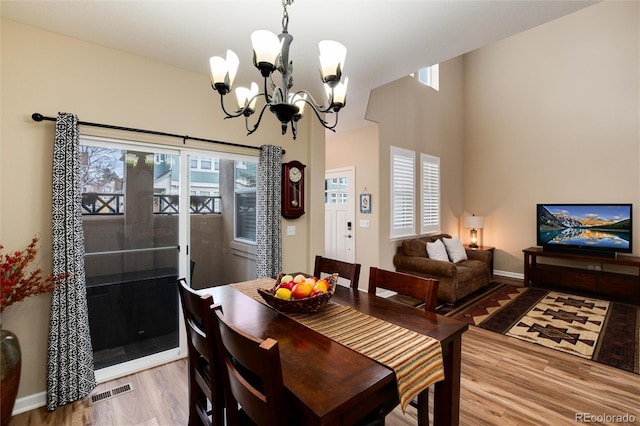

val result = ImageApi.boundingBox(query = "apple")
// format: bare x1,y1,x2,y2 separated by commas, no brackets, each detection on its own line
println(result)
291,281,314,299
305,277,318,285
313,279,329,293
293,274,306,284
278,280,295,291
310,289,324,297
280,274,294,283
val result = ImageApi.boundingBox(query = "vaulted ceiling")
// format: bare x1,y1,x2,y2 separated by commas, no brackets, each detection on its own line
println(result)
1,0,598,131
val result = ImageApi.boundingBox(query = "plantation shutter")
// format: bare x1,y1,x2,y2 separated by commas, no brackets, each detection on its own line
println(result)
390,146,415,239
421,153,440,234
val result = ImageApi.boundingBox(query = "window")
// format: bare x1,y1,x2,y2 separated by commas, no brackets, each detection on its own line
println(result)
190,156,219,172
200,158,212,170
421,153,440,234
416,63,439,91
390,146,415,239
325,177,348,204
234,160,257,243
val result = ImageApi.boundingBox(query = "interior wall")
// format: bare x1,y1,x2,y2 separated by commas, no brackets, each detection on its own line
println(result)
365,57,466,271
0,18,323,400
464,1,640,274
326,124,380,289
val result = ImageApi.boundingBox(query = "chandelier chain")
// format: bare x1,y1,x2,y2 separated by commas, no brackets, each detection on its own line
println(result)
282,5,289,33
283,0,294,32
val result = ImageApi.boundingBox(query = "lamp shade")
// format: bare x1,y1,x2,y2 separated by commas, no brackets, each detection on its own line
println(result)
235,82,259,111
319,40,346,84
251,30,282,67
209,49,239,89
464,215,484,229
332,77,348,106
289,93,307,116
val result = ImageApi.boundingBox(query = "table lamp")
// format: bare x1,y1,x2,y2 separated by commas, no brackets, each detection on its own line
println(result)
464,215,484,248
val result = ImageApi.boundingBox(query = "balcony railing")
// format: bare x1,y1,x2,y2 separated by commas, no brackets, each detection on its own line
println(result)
82,193,221,215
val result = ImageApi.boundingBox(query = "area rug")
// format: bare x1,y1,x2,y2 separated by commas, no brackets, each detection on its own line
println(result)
442,283,640,374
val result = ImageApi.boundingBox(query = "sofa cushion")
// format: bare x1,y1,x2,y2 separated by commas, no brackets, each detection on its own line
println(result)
401,238,429,257
426,239,449,262
400,234,452,258
442,236,467,263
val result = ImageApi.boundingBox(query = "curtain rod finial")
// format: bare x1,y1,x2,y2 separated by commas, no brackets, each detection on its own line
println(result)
32,113,44,122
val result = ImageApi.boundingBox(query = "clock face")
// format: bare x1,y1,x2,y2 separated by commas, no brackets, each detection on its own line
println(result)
289,167,302,183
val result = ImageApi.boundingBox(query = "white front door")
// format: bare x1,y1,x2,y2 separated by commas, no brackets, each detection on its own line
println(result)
324,168,355,262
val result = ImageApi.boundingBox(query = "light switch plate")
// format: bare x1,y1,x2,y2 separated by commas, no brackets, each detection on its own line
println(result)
287,226,296,236
359,220,370,228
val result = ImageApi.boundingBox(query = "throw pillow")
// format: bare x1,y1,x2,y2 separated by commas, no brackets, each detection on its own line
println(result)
426,239,450,262
442,236,468,263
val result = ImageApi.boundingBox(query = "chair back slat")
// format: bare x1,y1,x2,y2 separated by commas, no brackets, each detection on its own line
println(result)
368,267,439,312
212,304,288,426
313,255,361,289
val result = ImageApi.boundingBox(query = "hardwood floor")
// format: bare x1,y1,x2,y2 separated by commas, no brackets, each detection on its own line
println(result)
11,327,640,425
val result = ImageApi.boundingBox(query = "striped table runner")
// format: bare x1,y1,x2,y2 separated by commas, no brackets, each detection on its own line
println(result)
231,278,444,411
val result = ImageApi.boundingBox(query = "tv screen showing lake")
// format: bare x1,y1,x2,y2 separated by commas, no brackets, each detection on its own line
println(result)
537,204,631,250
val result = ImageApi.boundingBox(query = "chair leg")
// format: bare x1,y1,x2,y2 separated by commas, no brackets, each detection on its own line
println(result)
417,389,429,426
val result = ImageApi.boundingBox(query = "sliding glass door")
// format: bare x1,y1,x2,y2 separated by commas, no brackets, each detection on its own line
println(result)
187,155,258,289
79,137,259,379
80,138,181,371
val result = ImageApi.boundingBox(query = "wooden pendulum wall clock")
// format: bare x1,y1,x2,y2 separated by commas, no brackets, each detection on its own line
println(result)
282,161,305,219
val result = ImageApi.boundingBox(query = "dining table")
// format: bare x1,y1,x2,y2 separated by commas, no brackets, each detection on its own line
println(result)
199,277,468,426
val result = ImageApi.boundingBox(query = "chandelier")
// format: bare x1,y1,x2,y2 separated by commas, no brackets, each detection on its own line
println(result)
208,0,348,140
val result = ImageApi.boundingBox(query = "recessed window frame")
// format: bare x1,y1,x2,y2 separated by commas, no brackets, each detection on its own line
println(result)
417,63,440,91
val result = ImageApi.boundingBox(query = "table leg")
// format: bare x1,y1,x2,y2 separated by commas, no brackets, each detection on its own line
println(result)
523,251,530,287
417,389,429,426
433,336,462,426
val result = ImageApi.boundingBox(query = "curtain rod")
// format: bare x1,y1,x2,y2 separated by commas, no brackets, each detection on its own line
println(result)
31,113,285,154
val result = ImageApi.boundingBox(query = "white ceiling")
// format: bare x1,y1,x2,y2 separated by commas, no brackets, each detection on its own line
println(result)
1,0,598,132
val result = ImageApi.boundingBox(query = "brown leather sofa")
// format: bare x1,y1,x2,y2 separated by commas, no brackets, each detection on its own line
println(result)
392,234,492,304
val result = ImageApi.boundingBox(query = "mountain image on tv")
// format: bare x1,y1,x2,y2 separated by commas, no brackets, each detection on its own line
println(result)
537,204,631,250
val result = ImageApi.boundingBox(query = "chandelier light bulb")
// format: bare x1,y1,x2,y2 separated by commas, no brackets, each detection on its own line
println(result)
325,77,348,109
235,82,259,113
289,93,307,116
209,49,239,94
251,30,282,73
319,40,347,85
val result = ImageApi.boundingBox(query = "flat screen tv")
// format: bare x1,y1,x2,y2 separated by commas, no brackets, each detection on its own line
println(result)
537,203,633,258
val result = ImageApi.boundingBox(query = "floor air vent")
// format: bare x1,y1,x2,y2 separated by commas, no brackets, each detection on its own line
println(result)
89,382,134,405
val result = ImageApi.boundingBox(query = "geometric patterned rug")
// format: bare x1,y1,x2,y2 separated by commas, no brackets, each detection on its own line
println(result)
442,283,640,374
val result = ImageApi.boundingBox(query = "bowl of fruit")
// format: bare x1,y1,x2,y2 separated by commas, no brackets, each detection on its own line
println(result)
258,272,339,313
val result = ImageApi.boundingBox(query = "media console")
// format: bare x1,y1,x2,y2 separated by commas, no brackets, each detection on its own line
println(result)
523,247,640,305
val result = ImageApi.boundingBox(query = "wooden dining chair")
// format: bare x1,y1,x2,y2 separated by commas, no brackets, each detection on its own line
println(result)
313,255,362,289
210,303,289,426
368,267,439,425
176,278,225,426
368,267,439,312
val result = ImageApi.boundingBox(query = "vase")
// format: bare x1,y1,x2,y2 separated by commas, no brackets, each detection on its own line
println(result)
1,329,21,426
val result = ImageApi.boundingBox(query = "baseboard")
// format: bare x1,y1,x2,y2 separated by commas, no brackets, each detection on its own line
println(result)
13,391,46,415
493,269,524,280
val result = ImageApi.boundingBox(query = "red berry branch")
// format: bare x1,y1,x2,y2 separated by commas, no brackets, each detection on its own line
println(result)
0,236,67,312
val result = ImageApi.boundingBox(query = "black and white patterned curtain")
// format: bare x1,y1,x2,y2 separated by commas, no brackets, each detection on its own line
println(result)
47,112,96,410
256,145,283,278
